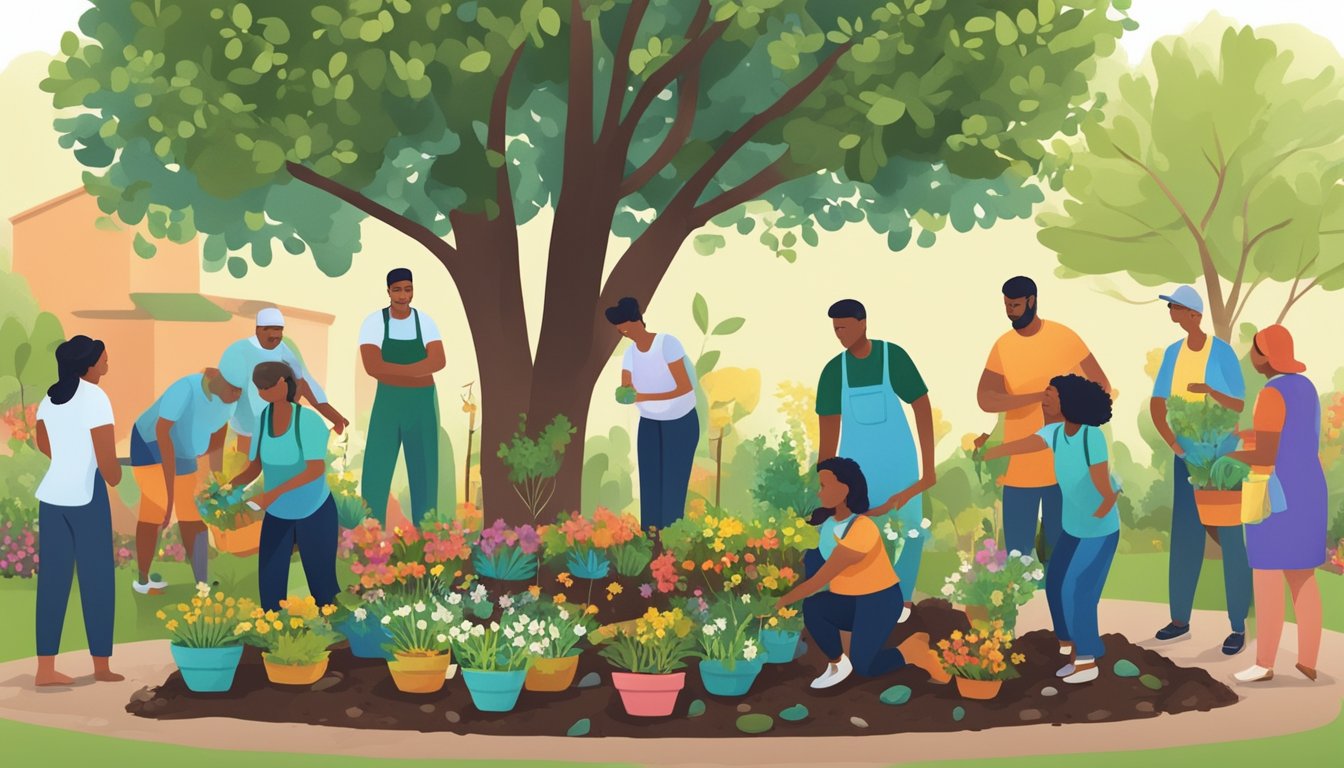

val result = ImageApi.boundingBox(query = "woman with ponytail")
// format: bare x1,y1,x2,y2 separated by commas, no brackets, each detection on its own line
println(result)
226,362,340,611
33,335,123,686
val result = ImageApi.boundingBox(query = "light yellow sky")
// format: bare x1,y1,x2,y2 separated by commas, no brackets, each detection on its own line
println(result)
2,3,1342,471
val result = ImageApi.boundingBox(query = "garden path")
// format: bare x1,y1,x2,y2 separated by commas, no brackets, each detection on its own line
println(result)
0,599,1339,767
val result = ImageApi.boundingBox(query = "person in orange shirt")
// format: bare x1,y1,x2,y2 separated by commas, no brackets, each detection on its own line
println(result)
977,276,1109,560
773,458,947,690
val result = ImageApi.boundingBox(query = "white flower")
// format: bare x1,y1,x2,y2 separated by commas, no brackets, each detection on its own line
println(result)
574,625,588,637
1019,555,1033,566
394,606,413,618
1009,549,1022,558
489,621,500,633
381,615,392,625
413,601,427,613
417,619,428,631
882,523,899,541
447,592,463,606
1031,569,1045,581
920,518,931,530
703,625,717,637
959,563,972,574
557,608,570,621
498,595,514,610
907,529,920,539
529,642,546,655
471,584,488,602
715,618,728,631
743,640,759,662
941,584,956,597
549,625,561,640
513,636,526,648
437,633,448,644
353,607,368,622
195,582,211,598
470,624,486,637
947,572,961,584
740,594,752,604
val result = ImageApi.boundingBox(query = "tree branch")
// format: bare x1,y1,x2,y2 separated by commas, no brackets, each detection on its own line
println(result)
566,0,596,153
1246,217,1293,253
285,161,459,270
600,0,649,137
1198,128,1226,232
619,6,724,136
692,157,793,222
490,44,526,231
1230,274,1267,328
1279,258,1344,323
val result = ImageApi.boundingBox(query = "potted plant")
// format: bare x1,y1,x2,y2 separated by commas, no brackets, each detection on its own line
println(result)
159,582,256,692
1166,398,1247,526
935,621,1024,700
758,605,802,664
196,474,262,556
518,597,598,692
695,609,764,697
245,595,339,686
449,608,543,712
541,510,613,582
471,519,541,582
598,607,697,717
942,538,1043,633
382,594,464,694
332,589,394,660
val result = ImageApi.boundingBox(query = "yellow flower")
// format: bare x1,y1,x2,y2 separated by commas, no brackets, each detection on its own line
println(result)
585,604,599,616
321,604,337,617
778,607,798,619
1011,653,1026,665
711,538,726,553
165,620,179,632
606,582,623,597
553,593,568,605
155,610,167,620
557,572,574,588
768,617,779,627
430,564,445,577
528,585,541,599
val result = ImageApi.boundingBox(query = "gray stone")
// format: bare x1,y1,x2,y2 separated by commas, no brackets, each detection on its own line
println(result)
736,703,752,713
1181,696,1199,708
1020,708,1043,722
577,672,601,689
419,704,436,714
445,711,461,724
1136,702,1156,714
1040,686,1059,697
850,716,869,729
311,676,341,692
1087,709,1111,722
130,687,155,703
345,707,363,719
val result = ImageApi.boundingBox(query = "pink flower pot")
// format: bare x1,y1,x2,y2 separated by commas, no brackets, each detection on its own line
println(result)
611,671,686,717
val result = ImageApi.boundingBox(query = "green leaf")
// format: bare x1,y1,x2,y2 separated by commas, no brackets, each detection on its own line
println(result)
538,7,561,36
252,140,286,174
838,133,861,150
965,17,994,33
711,317,745,336
693,234,725,255
460,51,492,73
226,256,249,278
866,96,906,126
695,350,720,379
359,19,383,42
311,6,342,26
692,293,709,334
60,31,79,57
133,233,157,259
995,12,1018,45
232,4,253,31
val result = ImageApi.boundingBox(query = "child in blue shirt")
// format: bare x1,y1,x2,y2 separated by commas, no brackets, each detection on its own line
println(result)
985,374,1120,684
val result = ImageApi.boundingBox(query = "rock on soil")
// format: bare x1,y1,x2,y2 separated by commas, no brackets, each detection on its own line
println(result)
124,600,1240,738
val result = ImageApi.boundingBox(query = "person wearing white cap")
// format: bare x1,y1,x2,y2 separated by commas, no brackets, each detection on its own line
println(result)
219,307,347,456
1149,285,1251,656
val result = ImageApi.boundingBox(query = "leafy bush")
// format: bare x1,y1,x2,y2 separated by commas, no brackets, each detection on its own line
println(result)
750,432,818,517
1167,398,1243,489
497,414,575,521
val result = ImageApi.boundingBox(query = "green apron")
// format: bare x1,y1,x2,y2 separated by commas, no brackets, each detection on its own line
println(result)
360,308,439,527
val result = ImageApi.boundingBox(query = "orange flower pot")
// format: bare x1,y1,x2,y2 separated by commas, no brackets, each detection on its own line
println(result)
524,655,580,692
1194,489,1242,528
262,654,328,686
955,676,1002,700
387,652,453,694
211,518,262,556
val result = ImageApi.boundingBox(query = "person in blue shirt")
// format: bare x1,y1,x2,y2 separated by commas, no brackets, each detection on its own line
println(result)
1148,285,1250,655
129,366,244,594
226,362,340,612
986,374,1120,685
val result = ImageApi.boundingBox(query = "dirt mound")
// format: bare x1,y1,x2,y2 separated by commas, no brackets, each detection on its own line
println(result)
127,600,1239,737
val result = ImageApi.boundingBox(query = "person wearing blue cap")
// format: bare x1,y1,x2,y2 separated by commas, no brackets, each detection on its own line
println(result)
128,365,244,594
1149,285,1251,655
359,268,446,526
219,307,347,457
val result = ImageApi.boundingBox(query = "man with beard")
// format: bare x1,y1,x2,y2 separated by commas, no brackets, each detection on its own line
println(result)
977,276,1109,560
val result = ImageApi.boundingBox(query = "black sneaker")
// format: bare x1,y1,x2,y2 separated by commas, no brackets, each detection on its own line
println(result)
1222,632,1246,655
1155,622,1190,641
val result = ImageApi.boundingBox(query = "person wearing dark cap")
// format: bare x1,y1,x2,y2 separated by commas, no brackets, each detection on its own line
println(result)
1227,325,1326,683
358,268,446,526
1148,285,1251,655
606,297,699,530
815,299,938,624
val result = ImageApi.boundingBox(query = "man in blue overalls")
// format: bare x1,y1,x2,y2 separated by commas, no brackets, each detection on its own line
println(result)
814,299,938,623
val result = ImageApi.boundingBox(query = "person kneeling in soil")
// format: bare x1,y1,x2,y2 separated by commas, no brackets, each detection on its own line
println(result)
773,457,949,689
985,375,1120,685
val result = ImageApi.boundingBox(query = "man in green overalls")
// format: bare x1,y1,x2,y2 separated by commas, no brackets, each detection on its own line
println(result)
359,268,446,527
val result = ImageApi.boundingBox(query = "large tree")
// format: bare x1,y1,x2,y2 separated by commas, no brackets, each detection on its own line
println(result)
46,0,1125,524
1038,20,1344,341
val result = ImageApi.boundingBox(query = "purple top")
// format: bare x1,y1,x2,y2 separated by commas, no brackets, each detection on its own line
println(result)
1245,374,1327,570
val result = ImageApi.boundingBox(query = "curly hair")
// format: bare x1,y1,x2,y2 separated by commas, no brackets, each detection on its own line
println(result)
807,456,871,525
1050,374,1113,427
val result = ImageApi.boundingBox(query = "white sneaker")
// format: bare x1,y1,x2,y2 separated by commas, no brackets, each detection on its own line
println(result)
1059,643,1074,656
898,605,912,624
132,573,167,594
1064,664,1100,684
1056,663,1076,678
1233,665,1274,683
810,655,854,690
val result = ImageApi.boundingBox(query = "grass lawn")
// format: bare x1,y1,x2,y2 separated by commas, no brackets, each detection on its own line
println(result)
0,552,1339,766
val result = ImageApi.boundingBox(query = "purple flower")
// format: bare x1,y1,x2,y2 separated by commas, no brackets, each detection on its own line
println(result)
639,583,654,599
478,519,510,556
516,525,541,555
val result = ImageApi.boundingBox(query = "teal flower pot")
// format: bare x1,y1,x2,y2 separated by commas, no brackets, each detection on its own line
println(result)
461,668,529,712
699,658,765,697
335,617,394,660
170,643,244,693
759,629,801,664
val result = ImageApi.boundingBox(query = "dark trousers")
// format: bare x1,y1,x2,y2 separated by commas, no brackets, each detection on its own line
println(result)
258,494,340,612
37,477,114,657
803,582,906,677
1046,531,1119,659
637,410,700,530
1003,485,1063,559
1169,457,1251,631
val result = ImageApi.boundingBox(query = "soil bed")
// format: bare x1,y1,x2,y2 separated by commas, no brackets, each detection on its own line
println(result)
127,600,1239,737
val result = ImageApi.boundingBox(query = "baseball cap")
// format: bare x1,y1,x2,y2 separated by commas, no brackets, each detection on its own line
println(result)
218,343,252,389
1158,285,1204,314
256,307,285,327
1254,324,1307,374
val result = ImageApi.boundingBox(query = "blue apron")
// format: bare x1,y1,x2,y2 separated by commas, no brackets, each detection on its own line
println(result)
836,341,924,588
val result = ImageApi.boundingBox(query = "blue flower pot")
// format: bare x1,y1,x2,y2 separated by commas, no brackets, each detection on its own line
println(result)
699,658,765,697
759,629,801,664
461,668,529,712
336,617,394,660
170,643,244,693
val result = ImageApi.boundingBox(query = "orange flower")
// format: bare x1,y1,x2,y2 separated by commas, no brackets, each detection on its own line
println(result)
682,560,695,571
553,593,568,604
556,572,574,588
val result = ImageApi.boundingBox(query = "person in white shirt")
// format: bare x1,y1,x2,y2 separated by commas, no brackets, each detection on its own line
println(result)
219,307,347,456
358,268,446,526
606,297,699,530
32,335,124,686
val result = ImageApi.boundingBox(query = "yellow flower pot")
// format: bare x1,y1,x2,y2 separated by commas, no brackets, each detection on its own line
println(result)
524,655,580,692
262,654,328,686
387,652,453,694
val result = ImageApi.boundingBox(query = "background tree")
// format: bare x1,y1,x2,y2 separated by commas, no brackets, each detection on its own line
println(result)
1038,20,1344,340
46,0,1126,523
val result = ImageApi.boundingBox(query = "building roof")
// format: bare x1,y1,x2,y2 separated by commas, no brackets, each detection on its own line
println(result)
71,292,336,326
9,188,87,225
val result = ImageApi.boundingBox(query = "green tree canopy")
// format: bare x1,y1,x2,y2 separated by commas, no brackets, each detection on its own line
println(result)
1038,20,1344,340
47,0,1126,522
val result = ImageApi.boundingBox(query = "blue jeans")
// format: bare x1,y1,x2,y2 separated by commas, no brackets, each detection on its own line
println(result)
37,476,114,657
1047,531,1118,659
803,582,906,677
637,410,699,530
1003,485,1062,559
258,495,341,612
1169,457,1251,632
